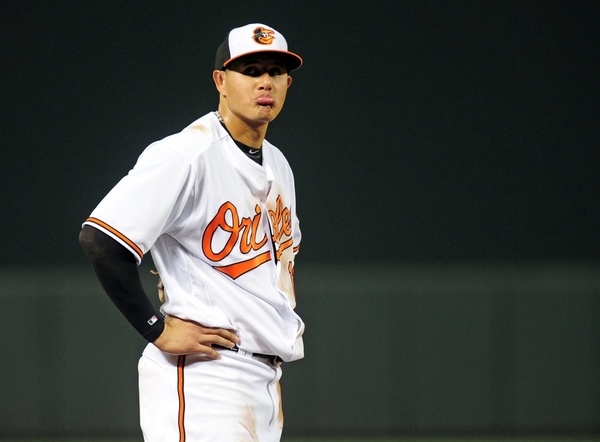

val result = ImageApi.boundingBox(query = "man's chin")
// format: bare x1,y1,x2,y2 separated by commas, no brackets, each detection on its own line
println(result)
257,106,281,123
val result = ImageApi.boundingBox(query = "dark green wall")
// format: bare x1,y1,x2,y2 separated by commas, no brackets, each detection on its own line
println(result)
1,1,599,266
2,263,598,438
1,2,599,439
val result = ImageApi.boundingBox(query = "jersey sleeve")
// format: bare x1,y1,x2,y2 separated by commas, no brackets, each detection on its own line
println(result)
84,143,196,264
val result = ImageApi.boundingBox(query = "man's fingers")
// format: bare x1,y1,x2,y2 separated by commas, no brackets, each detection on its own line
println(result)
196,344,221,359
198,325,238,339
194,324,240,346
214,329,240,346
211,336,238,350
168,316,238,338
157,315,240,356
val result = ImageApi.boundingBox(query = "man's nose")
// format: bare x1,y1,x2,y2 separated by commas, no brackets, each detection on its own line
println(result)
258,72,273,89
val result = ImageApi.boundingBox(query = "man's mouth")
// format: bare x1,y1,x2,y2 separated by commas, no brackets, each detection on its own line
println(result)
256,96,275,106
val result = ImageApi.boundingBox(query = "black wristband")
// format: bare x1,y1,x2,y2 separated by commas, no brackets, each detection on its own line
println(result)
142,314,166,342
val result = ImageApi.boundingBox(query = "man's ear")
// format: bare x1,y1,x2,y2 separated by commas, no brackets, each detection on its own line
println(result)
287,75,293,89
213,70,226,94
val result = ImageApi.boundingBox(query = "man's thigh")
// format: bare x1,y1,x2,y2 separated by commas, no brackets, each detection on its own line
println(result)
138,344,283,442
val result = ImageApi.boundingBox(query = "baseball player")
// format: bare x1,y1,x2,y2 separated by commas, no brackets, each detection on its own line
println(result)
79,23,304,441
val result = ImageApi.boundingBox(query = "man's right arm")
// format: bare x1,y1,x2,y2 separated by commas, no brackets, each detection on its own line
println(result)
79,225,166,342
79,225,239,356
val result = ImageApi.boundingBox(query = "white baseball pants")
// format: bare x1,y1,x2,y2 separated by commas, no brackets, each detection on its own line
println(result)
138,343,284,441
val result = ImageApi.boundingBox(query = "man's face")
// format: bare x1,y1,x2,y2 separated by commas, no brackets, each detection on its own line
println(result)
217,55,293,126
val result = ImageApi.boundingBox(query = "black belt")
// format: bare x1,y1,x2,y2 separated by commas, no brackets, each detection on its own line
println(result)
213,344,283,365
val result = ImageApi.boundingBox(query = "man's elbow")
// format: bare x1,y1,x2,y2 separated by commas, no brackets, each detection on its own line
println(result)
79,225,100,257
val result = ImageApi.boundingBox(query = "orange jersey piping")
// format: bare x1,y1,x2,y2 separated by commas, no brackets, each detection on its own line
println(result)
177,355,186,442
85,217,144,261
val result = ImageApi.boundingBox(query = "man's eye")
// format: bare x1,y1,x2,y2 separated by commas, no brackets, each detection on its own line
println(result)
244,67,260,76
269,68,285,76
240,65,286,77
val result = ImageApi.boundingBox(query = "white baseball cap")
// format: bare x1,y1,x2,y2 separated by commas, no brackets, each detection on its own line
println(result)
215,23,303,71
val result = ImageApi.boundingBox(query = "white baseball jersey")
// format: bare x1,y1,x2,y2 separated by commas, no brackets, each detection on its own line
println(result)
84,112,304,362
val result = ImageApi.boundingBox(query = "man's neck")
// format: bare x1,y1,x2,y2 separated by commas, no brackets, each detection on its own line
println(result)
215,109,267,148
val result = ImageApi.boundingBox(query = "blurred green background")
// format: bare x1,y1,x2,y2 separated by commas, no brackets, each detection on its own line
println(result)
1,438,599,442
1,1,599,441
2,263,599,439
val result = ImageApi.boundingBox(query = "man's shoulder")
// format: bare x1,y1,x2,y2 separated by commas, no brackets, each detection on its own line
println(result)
182,112,223,138
149,113,226,157
263,139,292,169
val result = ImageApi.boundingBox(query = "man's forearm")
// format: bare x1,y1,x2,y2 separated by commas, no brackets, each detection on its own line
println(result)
79,225,164,342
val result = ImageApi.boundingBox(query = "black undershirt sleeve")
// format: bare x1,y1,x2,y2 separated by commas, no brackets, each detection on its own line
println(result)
79,225,165,342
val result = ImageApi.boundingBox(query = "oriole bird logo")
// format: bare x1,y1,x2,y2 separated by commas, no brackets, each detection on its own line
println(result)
253,27,275,45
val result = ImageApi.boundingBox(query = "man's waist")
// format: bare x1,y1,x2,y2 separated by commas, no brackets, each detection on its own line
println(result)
212,344,283,365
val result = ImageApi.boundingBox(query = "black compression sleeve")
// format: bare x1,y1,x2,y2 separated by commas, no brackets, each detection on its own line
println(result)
79,225,165,342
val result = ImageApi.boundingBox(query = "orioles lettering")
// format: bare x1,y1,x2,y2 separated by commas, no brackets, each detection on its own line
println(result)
201,198,293,279
202,202,267,261
268,195,291,245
